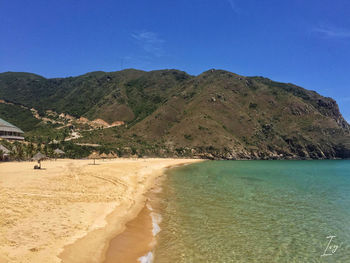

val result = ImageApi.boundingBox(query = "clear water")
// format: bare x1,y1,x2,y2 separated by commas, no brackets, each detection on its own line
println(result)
153,160,350,262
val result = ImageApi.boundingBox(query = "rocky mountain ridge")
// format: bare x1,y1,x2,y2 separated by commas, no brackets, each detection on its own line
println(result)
0,69,349,159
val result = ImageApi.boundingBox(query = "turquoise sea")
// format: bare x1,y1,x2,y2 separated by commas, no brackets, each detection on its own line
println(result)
153,160,350,262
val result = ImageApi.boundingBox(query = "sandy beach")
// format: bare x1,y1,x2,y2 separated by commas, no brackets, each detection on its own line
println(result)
0,158,200,263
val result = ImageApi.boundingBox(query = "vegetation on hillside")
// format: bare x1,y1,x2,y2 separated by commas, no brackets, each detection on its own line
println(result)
0,69,349,159
0,104,40,131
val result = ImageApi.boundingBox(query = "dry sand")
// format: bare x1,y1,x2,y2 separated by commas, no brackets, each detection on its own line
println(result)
0,158,201,263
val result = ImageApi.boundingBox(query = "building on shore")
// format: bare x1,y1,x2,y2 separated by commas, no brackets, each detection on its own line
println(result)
0,118,24,140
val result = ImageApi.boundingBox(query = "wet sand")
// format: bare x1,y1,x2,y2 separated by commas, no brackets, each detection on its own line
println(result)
103,205,153,263
103,175,165,263
0,158,201,263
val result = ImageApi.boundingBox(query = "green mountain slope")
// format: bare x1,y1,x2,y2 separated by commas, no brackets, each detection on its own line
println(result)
0,103,40,132
0,69,349,159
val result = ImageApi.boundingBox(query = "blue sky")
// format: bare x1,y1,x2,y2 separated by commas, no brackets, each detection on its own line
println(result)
0,0,349,120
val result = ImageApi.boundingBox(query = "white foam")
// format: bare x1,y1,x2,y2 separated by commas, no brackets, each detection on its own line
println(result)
151,212,162,236
152,186,163,193
138,251,153,263
146,203,153,211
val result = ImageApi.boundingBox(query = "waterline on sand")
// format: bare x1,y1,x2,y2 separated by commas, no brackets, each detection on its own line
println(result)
138,252,153,263
151,212,162,237
138,192,163,263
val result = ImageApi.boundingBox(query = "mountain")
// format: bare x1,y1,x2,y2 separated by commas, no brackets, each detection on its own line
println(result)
0,69,349,159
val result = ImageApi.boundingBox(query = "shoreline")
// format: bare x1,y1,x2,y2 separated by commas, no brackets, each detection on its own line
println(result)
0,158,202,263
58,159,202,263
102,202,155,263
103,162,182,263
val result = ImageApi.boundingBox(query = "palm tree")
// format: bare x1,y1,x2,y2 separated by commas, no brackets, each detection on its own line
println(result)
27,143,34,159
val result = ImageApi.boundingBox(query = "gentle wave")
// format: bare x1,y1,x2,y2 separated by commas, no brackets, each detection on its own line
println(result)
146,203,162,236
152,186,163,193
150,212,162,236
138,252,153,263
146,202,153,211
138,204,162,263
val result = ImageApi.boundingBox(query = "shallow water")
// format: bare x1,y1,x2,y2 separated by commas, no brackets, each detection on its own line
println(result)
154,160,350,262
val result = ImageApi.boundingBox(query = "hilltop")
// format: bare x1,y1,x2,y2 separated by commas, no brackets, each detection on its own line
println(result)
0,69,349,159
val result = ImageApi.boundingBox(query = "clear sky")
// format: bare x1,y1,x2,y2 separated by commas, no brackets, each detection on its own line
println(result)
0,0,349,120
